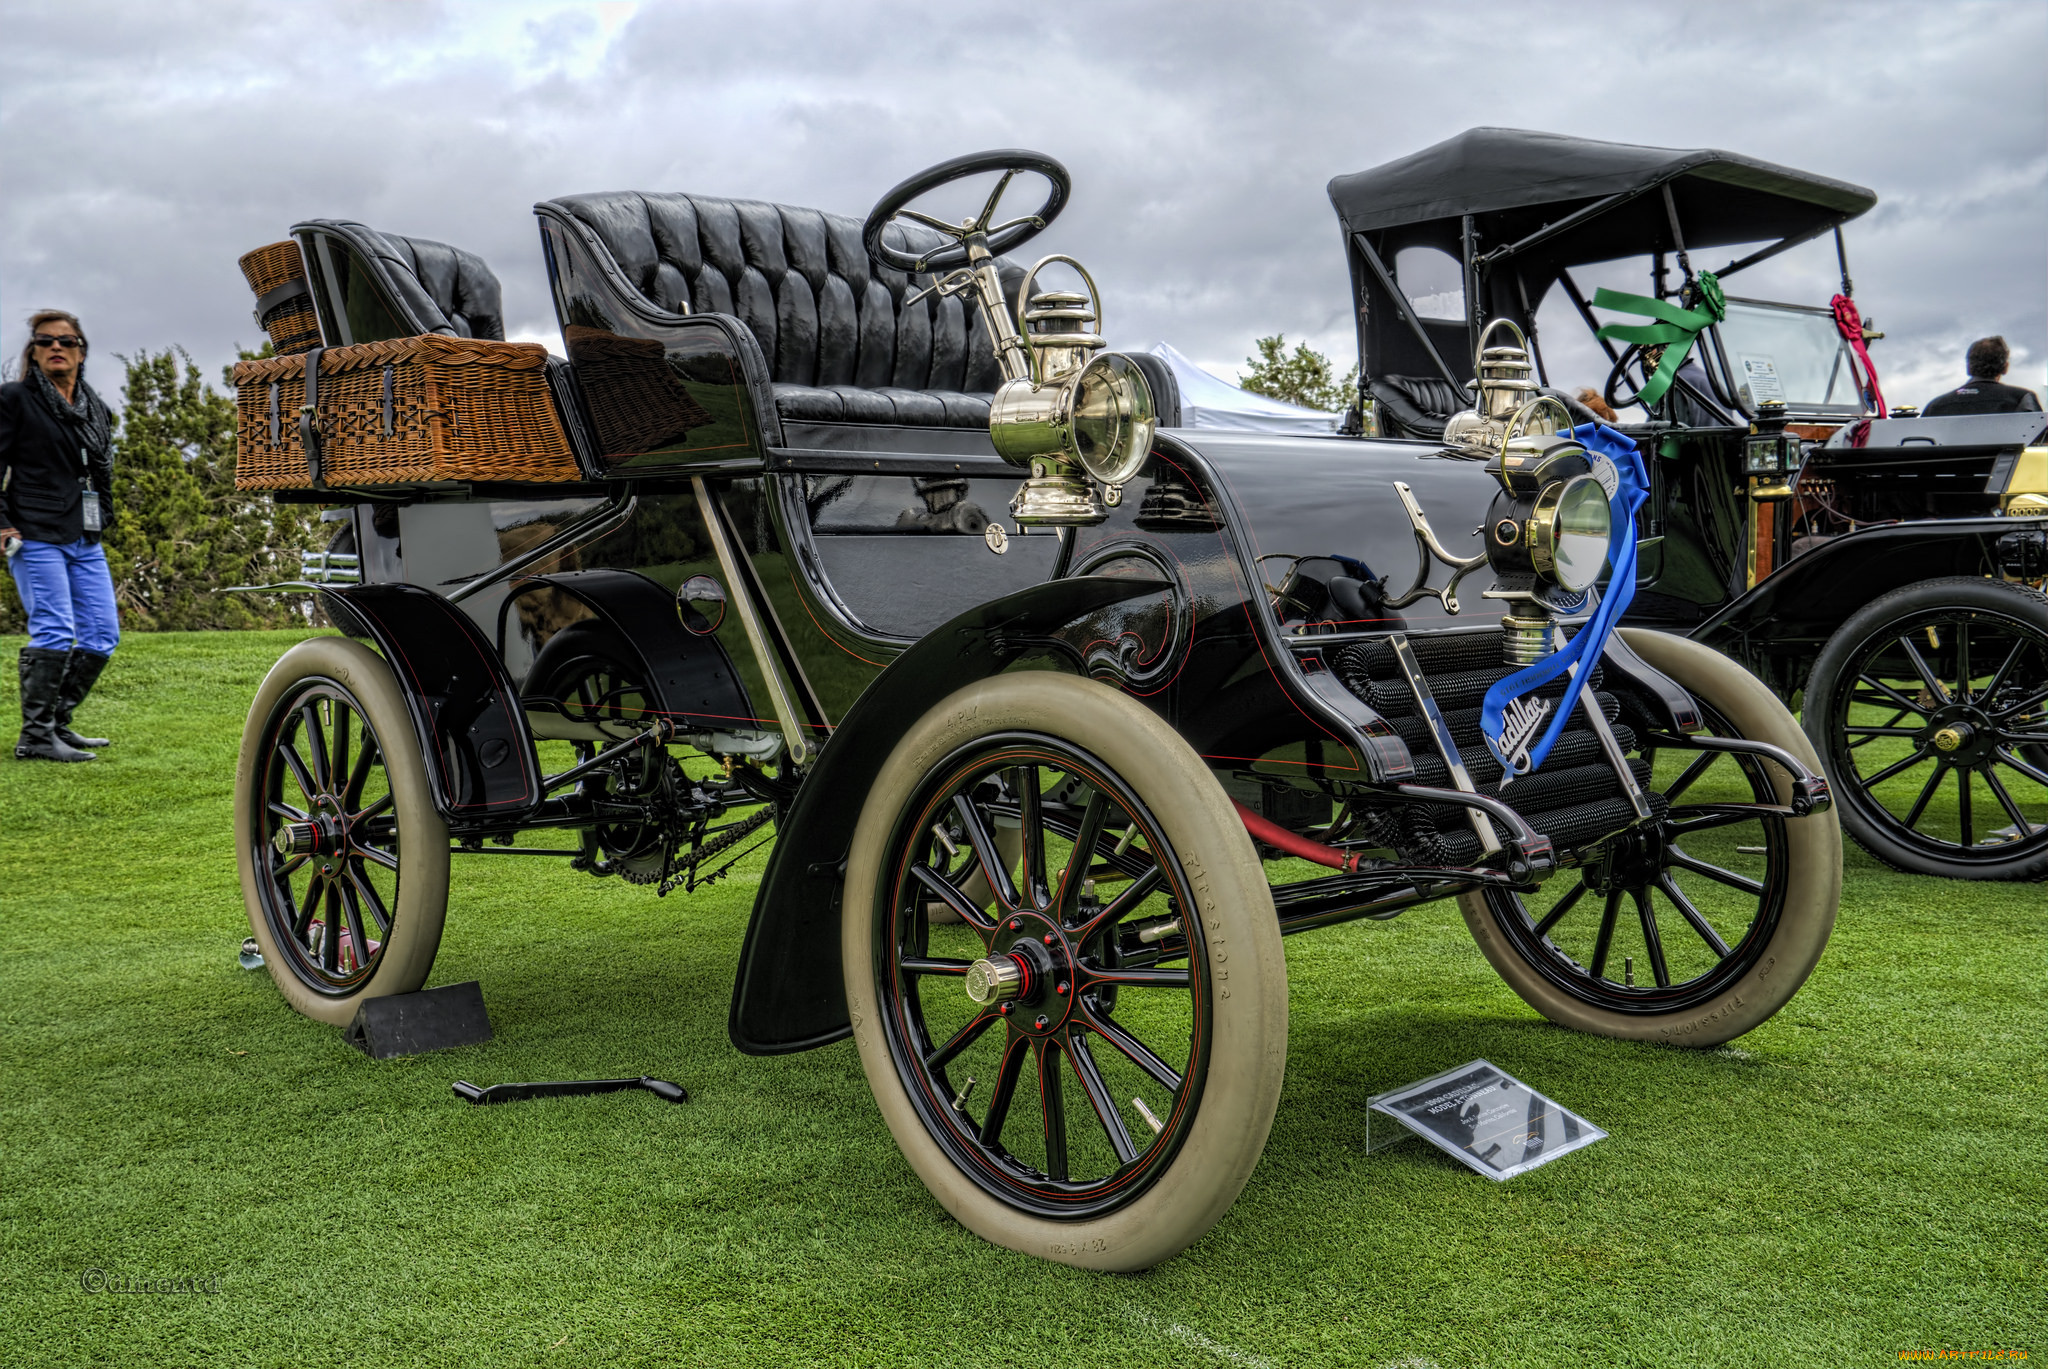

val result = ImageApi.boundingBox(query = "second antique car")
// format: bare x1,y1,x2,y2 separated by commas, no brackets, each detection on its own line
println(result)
228,150,1841,1270
1328,128,2048,880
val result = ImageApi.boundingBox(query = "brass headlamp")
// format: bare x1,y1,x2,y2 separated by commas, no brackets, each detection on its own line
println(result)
1481,395,1613,663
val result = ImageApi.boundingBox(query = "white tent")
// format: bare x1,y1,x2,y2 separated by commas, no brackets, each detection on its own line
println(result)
1145,342,1340,435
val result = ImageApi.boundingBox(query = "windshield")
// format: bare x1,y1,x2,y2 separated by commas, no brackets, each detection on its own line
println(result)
1716,297,1867,416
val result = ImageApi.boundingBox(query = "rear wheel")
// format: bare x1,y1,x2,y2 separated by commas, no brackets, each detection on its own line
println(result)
235,638,450,1025
1462,629,1840,1046
1804,577,2048,881
526,620,670,882
842,673,1286,1271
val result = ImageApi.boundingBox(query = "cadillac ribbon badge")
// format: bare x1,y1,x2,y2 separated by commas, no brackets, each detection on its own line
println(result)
1496,693,1552,778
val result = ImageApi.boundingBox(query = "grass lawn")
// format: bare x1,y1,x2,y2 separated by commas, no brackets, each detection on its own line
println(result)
2,629,2040,1367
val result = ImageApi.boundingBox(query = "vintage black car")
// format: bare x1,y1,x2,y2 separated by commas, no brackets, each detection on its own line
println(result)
233,151,1842,1270
1330,128,2048,880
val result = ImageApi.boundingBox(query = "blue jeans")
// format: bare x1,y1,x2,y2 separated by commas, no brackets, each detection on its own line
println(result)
10,538,121,654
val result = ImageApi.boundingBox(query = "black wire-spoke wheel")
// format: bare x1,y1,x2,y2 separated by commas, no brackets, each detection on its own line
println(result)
884,746,1203,1210
236,638,450,1024
1805,577,2048,881
844,674,1286,1271
1463,629,1840,1046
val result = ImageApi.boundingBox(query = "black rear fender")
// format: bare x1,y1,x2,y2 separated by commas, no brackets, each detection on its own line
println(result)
318,583,543,826
511,567,755,730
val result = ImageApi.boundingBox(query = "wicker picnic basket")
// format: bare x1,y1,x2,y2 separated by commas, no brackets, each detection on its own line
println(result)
237,241,323,357
233,334,581,489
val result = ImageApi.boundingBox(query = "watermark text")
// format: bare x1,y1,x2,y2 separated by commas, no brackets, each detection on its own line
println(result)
79,1268,221,1295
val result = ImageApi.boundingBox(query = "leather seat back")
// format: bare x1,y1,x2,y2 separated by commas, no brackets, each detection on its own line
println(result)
1370,373,1467,439
294,219,505,344
1371,374,1612,441
541,192,1025,397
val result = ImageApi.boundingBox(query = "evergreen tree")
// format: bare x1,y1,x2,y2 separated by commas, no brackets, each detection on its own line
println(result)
1239,335,1359,413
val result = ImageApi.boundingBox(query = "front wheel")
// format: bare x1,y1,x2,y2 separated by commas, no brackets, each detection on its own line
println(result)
235,637,450,1025
1461,629,1841,1046
842,673,1287,1271
1803,576,2048,880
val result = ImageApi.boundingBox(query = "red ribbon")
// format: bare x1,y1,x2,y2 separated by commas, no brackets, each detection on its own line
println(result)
1831,295,1886,416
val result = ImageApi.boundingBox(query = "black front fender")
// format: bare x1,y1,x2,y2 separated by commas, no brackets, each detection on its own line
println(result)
728,574,1165,1055
1689,518,2027,691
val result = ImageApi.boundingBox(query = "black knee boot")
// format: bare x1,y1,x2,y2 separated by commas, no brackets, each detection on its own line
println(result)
55,649,112,749
15,648,95,762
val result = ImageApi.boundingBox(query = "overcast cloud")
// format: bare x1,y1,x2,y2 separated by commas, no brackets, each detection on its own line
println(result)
2,0,2042,409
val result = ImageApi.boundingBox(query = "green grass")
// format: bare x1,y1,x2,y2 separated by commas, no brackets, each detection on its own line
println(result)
1,630,2040,1368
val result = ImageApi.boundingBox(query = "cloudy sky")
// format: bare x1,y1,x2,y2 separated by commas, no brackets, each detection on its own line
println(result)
2,0,2042,409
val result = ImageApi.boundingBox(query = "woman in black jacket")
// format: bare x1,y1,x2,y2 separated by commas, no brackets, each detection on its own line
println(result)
1,309,120,762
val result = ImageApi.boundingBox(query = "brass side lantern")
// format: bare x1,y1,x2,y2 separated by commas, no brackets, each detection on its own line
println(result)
988,255,1156,526
1443,319,1560,456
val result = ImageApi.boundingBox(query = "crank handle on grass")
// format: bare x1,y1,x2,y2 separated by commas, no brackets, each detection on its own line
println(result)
452,1076,688,1105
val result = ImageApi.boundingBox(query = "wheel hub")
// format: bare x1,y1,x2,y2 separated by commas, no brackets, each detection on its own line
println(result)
1921,704,1994,766
274,794,351,876
1583,820,1666,895
966,914,1073,1035
964,954,1029,1005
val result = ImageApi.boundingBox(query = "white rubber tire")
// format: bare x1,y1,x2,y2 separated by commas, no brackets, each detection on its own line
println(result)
842,672,1288,1271
235,637,451,1026
1460,628,1840,1047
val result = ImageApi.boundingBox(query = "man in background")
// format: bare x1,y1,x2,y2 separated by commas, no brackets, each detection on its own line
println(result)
1922,336,2042,415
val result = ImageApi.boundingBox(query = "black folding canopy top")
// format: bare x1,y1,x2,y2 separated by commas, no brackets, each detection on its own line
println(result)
1330,126,1875,258
1327,127,1878,396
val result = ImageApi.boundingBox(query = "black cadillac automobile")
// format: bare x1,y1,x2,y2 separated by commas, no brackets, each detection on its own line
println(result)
230,147,1846,1269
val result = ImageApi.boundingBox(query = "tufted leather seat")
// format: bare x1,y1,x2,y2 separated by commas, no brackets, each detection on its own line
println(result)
293,219,506,343
1372,373,1608,441
1370,374,1467,439
539,192,1035,429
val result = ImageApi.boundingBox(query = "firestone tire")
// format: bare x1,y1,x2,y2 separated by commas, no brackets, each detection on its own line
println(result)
235,637,451,1026
1460,628,1841,1047
842,672,1287,1271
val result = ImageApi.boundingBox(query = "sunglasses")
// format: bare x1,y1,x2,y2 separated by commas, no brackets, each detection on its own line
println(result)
32,334,85,350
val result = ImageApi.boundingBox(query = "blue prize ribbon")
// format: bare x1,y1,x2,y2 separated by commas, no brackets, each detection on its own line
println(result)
1479,423,1648,780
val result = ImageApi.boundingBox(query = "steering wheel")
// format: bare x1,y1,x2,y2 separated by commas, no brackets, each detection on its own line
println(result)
862,149,1070,275
1603,343,1656,412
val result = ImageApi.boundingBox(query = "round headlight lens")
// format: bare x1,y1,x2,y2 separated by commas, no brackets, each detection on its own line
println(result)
1067,352,1156,486
1547,474,1612,592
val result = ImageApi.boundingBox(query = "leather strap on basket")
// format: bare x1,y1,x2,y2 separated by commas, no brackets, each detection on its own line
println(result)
252,278,310,328
299,346,327,488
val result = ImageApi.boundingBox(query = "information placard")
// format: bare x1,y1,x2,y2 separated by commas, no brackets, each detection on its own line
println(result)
1366,1059,1605,1181
1740,355,1787,406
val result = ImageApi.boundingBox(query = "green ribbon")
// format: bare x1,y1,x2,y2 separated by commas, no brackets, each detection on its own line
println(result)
1593,271,1726,407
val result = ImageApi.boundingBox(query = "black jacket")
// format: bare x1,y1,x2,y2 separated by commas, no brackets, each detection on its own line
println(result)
1922,378,2043,417
0,379,115,545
